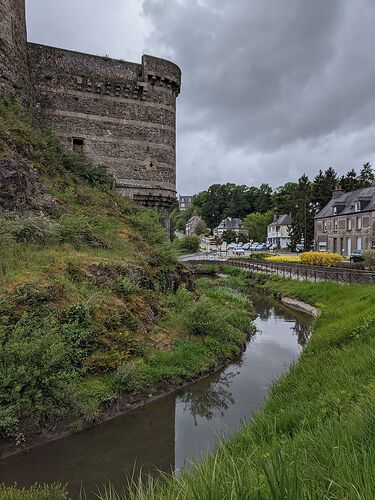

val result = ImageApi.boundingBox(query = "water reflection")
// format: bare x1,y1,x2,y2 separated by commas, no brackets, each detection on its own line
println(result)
178,370,238,424
0,293,312,498
292,321,311,347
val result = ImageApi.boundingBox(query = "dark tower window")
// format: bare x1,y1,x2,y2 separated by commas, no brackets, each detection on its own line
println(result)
72,138,85,153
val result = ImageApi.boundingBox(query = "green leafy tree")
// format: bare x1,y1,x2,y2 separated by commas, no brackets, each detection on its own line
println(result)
221,229,238,243
273,182,299,215
243,211,273,242
195,219,207,236
357,162,374,188
289,174,314,251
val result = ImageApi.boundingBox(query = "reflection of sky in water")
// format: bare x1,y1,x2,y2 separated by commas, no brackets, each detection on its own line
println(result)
174,302,311,470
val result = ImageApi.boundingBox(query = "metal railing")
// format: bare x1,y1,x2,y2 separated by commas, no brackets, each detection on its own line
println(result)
186,259,375,284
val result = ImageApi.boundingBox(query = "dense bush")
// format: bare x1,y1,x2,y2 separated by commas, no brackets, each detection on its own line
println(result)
0,483,69,500
0,214,60,245
61,148,114,189
300,251,342,267
58,214,107,248
0,315,76,436
363,249,375,270
173,235,200,254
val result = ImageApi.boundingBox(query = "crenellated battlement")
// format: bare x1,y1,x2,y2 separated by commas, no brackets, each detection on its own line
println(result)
0,0,181,231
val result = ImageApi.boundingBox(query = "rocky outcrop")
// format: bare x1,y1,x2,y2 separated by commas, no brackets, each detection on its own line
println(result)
0,157,54,212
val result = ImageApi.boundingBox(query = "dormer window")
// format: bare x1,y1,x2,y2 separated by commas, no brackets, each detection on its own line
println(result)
355,201,361,212
333,207,337,215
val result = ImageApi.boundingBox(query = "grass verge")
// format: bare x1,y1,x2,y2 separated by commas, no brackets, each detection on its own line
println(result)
95,268,375,499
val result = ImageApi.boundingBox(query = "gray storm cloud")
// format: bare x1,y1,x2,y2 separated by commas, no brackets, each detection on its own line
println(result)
26,0,375,194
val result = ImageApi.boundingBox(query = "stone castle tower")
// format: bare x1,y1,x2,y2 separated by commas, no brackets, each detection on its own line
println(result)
0,0,30,97
0,0,181,227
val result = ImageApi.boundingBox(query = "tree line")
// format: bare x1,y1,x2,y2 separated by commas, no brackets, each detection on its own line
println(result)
173,162,374,248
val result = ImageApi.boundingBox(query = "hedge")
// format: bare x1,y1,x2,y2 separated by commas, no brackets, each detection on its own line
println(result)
300,251,342,267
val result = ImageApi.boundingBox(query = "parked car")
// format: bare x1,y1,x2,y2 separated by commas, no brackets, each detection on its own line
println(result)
255,243,268,251
242,243,251,250
350,250,364,263
296,244,304,253
233,246,245,255
250,242,259,250
227,242,237,249
269,243,278,250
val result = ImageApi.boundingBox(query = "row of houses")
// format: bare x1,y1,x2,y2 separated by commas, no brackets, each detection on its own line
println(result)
181,187,375,255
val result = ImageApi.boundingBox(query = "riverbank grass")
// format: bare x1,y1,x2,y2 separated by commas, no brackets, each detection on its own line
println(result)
105,271,375,499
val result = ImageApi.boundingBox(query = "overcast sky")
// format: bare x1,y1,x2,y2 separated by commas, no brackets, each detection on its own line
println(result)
26,0,375,195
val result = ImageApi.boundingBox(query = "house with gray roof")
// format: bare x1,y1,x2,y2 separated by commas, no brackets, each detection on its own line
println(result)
314,186,375,255
213,217,243,238
267,214,293,249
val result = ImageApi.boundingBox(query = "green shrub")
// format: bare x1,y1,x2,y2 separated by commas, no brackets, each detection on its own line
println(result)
112,276,135,298
59,214,106,248
0,315,75,436
59,303,98,368
0,483,69,500
62,150,114,188
115,361,143,392
173,235,200,254
363,249,375,270
185,299,230,338
0,214,60,245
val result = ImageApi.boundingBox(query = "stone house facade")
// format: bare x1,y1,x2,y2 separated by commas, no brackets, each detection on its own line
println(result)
179,195,192,211
185,215,205,236
314,187,375,255
213,217,243,238
267,214,292,249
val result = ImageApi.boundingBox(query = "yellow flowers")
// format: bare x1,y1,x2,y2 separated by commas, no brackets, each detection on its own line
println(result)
265,255,301,263
265,252,342,267
300,252,342,267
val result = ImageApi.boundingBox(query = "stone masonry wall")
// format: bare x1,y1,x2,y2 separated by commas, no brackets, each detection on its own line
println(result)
27,44,181,213
0,0,30,99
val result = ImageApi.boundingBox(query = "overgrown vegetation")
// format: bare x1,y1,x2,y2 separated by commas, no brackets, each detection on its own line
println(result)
97,268,375,499
0,99,253,467
172,235,200,254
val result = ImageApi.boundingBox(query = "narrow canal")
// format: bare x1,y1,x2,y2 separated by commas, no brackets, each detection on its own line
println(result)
0,291,312,498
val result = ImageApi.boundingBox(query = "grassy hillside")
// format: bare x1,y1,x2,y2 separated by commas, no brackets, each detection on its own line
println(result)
0,99,253,459
100,269,375,500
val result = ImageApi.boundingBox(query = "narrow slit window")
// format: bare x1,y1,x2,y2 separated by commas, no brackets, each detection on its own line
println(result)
72,137,85,153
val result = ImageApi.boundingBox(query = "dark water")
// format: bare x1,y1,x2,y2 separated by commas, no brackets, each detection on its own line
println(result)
0,292,311,498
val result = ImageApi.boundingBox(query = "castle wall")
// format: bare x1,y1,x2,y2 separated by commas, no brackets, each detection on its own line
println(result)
0,0,30,98
27,43,180,214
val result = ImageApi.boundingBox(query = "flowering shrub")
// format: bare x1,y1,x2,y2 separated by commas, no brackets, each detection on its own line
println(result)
265,255,301,263
300,252,342,267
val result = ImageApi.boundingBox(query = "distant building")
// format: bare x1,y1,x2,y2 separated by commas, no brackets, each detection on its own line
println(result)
314,186,375,255
179,195,193,211
186,215,205,236
214,217,243,238
267,214,292,249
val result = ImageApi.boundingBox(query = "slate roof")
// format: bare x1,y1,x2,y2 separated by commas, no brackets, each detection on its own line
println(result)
268,214,292,226
315,187,375,218
216,217,243,230
179,195,192,203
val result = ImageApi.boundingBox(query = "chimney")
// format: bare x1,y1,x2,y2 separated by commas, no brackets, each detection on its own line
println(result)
332,185,344,199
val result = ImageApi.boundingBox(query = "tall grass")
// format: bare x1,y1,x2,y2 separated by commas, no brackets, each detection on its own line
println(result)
98,276,375,499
